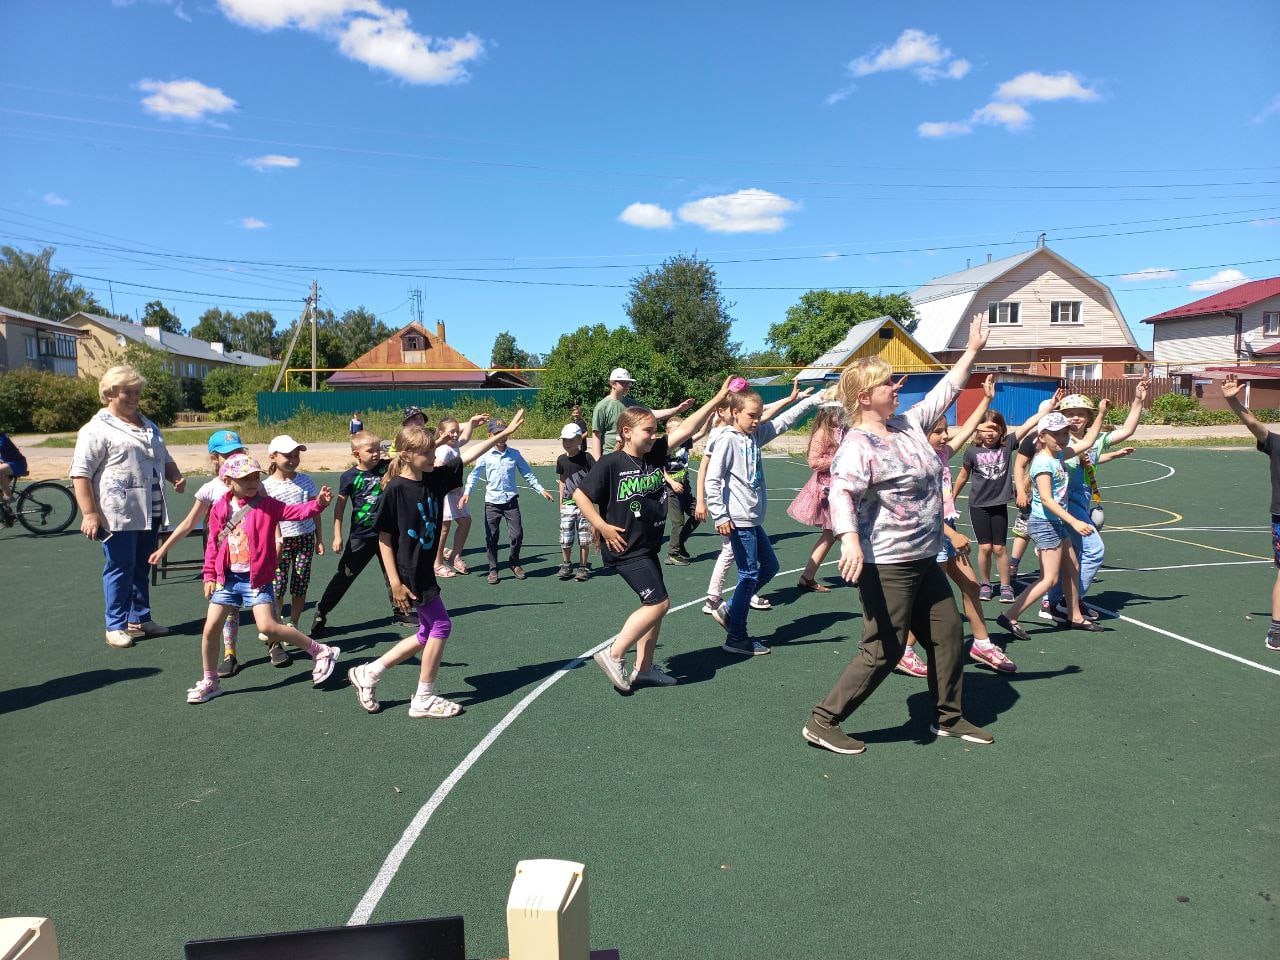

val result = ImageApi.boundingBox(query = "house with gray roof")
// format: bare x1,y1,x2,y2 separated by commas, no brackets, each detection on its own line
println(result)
0,304,88,377
64,311,273,384
910,244,1148,380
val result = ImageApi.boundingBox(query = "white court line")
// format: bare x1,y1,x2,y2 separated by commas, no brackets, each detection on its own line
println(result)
1099,458,1176,490
1103,560,1270,573
347,563,817,926
1090,602,1280,678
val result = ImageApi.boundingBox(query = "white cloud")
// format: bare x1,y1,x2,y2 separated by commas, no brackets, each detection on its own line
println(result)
994,71,1100,103
112,0,191,19
240,217,268,230
972,101,1033,131
1120,267,1178,282
138,78,238,121
1254,93,1280,124
244,154,301,171
677,188,798,234
824,85,856,106
1189,268,1250,292
918,120,972,138
217,0,484,85
42,192,69,207
1250,217,1279,228
618,203,674,229
850,28,956,79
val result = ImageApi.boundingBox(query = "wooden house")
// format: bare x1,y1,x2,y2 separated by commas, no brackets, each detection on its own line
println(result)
326,321,528,390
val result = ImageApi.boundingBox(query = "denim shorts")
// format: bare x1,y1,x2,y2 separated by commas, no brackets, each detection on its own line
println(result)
935,518,959,564
1272,515,1280,568
210,570,275,608
1027,517,1067,550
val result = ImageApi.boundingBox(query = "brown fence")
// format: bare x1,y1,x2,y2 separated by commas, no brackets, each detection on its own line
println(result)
1060,376,1187,405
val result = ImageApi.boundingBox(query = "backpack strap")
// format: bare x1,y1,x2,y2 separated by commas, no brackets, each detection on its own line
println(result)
216,496,260,547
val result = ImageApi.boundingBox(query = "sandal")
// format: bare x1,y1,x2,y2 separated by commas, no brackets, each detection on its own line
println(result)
409,693,463,719
434,564,457,579
451,554,469,575
797,576,830,593
749,595,772,610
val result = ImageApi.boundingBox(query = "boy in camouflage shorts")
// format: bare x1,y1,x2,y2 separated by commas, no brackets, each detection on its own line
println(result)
555,423,595,581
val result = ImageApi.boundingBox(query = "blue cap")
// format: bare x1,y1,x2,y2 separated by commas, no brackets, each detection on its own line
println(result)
207,430,245,455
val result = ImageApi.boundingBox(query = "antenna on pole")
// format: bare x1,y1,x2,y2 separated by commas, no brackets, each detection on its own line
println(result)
409,288,424,325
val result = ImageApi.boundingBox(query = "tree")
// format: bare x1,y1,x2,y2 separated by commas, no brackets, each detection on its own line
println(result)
538,324,685,416
490,330,532,371
203,363,283,419
0,245,105,319
142,300,183,334
235,310,278,357
626,253,737,396
190,307,238,346
330,306,391,366
766,290,917,367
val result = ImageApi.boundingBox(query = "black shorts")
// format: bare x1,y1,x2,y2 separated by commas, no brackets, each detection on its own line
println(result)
611,553,669,606
969,503,1009,545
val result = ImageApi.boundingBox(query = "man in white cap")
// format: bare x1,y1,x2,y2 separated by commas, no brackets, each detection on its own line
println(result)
589,367,694,461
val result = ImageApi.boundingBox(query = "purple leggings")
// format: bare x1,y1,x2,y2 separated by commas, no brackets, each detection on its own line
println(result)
415,595,452,645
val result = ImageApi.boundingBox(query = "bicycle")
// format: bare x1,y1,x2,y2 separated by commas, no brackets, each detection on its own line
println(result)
0,477,78,535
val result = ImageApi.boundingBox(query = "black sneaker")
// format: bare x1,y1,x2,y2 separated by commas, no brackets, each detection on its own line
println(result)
802,716,866,755
268,644,292,668
931,719,994,745
664,553,690,566
309,612,329,640
216,652,239,678
557,562,573,580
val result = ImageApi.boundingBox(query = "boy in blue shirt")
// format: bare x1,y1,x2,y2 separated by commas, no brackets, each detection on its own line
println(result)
461,419,553,583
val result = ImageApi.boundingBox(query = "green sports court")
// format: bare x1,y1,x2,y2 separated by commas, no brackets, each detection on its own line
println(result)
1,447,1276,959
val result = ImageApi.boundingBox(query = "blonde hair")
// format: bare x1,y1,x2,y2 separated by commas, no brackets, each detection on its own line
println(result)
350,430,381,451
98,364,146,404
614,406,658,452
837,357,893,426
393,425,434,477
435,417,460,441
727,390,763,413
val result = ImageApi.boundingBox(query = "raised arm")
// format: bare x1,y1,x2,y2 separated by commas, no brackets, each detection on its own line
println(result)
1066,399,1112,459
459,413,489,444
762,381,814,422
652,398,696,421
945,314,991,390
757,392,822,445
666,377,734,449
947,374,994,454
1221,374,1270,443
460,409,526,465
1014,387,1067,442
1108,378,1151,445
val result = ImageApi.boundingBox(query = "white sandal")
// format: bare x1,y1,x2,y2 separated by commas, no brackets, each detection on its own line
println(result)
409,693,463,719
749,595,772,610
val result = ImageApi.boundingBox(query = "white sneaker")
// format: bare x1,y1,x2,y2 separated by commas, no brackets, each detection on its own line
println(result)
592,648,631,692
631,664,678,687
701,597,722,615
311,644,340,686
105,630,134,648
186,677,222,704
348,663,380,713
749,595,771,610
710,603,730,631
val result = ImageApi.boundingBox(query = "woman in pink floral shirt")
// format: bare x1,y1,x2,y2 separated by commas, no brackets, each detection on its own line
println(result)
802,315,995,755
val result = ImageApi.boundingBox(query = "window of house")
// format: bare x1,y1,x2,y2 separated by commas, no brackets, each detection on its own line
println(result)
1050,301,1082,324
1062,358,1102,380
988,301,1020,325
1263,312,1280,337
55,334,76,358
402,335,423,350
200,365,209,378
1124,362,1148,377
24,335,37,360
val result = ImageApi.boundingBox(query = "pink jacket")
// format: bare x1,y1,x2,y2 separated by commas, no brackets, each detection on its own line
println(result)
203,492,323,589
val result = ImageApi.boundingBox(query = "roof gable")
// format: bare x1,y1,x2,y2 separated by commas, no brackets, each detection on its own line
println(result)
795,316,936,381
343,321,480,371
1142,277,1280,324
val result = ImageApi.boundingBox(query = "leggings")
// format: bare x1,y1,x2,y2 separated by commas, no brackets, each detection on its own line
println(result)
706,535,734,600
415,595,453,645
273,533,316,598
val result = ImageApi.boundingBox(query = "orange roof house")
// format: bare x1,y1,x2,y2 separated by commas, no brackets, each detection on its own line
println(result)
326,321,529,389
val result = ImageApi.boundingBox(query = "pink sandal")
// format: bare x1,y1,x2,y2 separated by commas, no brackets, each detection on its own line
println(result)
435,564,456,579
451,554,469,575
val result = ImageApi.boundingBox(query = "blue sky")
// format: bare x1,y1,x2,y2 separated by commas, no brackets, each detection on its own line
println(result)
3,0,1278,364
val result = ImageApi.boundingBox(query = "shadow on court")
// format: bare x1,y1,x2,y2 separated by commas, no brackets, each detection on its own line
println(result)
455,656,572,707
0,667,162,715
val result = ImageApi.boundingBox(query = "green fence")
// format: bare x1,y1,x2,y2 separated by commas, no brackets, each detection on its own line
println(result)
256,384,807,425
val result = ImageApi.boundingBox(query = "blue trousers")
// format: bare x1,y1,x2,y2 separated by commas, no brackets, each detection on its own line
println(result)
102,526,158,631
726,525,779,644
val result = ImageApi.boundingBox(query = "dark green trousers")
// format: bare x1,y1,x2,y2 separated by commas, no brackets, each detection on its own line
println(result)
813,558,965,728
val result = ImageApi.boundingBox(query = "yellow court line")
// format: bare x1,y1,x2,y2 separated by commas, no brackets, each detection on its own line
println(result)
1105,500,1183,531
1119,528,1270,561
1103,500,1270,559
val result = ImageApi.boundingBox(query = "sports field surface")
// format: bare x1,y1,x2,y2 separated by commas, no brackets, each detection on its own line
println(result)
2,448,1276,959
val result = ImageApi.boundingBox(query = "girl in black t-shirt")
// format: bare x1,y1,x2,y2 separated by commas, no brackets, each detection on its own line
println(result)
574,379,732,693
348,413,526,719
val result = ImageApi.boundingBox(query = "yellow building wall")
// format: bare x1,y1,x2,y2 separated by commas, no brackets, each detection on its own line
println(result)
847,323,940,372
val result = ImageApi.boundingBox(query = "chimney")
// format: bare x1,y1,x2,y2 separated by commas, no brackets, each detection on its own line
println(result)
210,342,224,354
143,326,163,344
965,258,971,269
1037,233,1047,248
436,320,446,343
986,253,992,263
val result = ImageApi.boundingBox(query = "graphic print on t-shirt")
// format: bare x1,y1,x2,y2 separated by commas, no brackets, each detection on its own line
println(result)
406,498,438,552
972,446,1007,481
226,521,250,572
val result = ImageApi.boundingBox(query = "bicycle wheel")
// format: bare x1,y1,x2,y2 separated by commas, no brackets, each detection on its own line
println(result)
15,481,78,535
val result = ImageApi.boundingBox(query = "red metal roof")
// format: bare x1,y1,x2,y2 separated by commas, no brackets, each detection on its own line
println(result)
1142,277,1280,323
1252,340,1280,356
327,369,489,386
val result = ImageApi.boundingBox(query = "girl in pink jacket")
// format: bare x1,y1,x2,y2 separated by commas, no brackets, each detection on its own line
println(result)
188,454,336,704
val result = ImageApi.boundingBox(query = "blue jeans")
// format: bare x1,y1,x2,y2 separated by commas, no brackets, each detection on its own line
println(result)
726,525,779,645
102,525,159,631
1048,517,1105,607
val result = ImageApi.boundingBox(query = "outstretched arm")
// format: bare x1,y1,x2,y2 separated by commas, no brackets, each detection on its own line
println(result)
1014,387,1067,442
666,377,734,449
652,398,696,420
762,381,814,422
1107,378,1151,445
946,374,995,454
945,314,991,389
460,409,526,464
1066,399,1112,459
1221,374,1270,443
459,413,489,444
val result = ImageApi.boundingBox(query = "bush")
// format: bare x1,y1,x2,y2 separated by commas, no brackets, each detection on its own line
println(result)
203,364,283,420
0,369,100,433
1151,392,1199,419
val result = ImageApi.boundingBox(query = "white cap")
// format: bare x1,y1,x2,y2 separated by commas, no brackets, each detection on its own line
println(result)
608,367,634,383
1037,412,1070,434
268,434,307,455
560,422,585,440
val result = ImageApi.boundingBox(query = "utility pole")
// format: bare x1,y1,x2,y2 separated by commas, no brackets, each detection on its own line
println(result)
272,286,313,393
310,279,319,392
